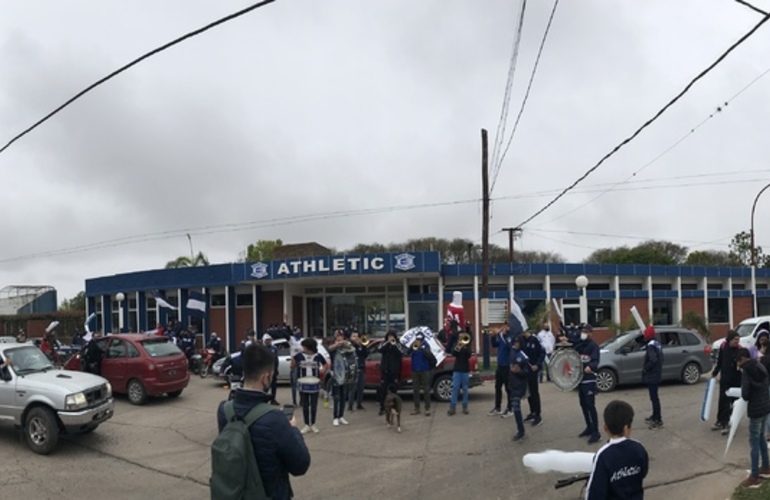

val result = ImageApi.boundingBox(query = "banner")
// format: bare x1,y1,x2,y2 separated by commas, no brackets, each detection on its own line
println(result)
400,326,446,366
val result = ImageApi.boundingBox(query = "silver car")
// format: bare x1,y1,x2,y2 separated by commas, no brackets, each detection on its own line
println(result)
595,327,713,392
212,338,330,382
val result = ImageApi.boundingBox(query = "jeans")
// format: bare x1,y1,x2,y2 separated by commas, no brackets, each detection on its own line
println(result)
290,370,298,406
749,414,770,478
648,383,661,421
450,372,470,409
349,367,366,409
579,381,599,436
527,369,541,417
300,391,319,426
494,365,510,411
332,383,347,419
412,370,431,410
512,395,524,434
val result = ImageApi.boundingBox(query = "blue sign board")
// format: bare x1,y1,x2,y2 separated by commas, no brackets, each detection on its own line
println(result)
243,251,440,280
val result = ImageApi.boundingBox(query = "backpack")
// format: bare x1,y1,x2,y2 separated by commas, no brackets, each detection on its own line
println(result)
210,401,275,500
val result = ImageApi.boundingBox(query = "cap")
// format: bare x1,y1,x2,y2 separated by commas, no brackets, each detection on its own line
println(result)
579,323,593,333
643,326,656,342
262,334,272,342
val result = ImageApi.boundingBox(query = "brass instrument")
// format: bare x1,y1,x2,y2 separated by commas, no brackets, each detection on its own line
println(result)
412,339,422,350
455,333,471,351
361,336,371,347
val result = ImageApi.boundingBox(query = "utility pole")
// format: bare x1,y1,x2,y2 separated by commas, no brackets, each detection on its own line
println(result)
502,227,522,262
481,129,491,369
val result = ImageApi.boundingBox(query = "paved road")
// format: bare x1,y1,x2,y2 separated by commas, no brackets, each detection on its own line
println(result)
0,375,751,499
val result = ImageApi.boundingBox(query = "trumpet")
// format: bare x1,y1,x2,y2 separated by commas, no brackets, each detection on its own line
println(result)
454,333,471,351
412,339,423,350
361,335,371,347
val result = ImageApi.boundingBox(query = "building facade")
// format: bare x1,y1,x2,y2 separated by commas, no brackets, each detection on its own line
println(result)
85,251,770,352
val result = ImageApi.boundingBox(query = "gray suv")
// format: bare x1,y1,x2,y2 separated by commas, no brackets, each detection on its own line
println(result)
595,327,713,392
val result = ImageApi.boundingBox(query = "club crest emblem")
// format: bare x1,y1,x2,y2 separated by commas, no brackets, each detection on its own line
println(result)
250,262,269,279
394,253,416,271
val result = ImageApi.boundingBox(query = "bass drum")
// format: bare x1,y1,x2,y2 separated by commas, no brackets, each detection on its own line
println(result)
548,348,584,392
333,348,358,385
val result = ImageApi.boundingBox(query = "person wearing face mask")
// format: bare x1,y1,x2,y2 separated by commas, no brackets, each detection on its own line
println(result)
536,323,555,383
216,343,310,500
750,330,770,361
575,323,601,444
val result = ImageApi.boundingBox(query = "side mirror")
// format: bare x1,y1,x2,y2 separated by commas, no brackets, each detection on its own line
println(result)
1,368,11,382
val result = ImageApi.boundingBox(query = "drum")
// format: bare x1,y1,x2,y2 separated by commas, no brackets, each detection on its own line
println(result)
548,348,583,392
333,347,358,385
298,376,321,393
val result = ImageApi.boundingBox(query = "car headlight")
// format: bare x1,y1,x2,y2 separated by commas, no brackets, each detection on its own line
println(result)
105,382,112,398
65,392,88,411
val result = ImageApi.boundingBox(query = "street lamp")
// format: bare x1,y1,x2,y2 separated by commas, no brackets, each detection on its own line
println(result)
751,182,770,316
576,275,589,325
115,292,125,333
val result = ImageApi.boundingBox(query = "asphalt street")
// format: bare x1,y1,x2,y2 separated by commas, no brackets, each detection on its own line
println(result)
0,374,752,499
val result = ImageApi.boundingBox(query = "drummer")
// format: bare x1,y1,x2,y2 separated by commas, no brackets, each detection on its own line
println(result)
291,338,328,435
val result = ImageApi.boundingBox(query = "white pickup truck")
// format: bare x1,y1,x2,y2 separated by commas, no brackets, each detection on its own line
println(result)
0,342,114,454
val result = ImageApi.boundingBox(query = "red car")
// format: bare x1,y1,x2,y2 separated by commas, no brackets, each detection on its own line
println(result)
65,334,189,405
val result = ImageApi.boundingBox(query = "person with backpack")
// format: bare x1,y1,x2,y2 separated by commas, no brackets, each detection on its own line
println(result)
213,343,310,500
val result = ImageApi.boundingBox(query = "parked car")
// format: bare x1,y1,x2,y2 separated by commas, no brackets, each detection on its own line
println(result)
212,338,330,382
0,336,16,343
595,327,712,392
710,316,770,362
0,342,114,454
64,334,189,405
27,337,78,365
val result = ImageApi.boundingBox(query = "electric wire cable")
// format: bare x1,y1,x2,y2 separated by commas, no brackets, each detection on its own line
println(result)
0,0,278,157
735,0,768,15
542,63,770,224
491,0,528,172
516,11,770,228
491,0,560,194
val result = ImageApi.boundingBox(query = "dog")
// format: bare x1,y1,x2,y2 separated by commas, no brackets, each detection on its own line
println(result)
384,384,403,433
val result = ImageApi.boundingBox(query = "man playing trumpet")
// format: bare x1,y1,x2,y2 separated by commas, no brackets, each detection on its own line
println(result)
448,330,472,416
410,333,436,416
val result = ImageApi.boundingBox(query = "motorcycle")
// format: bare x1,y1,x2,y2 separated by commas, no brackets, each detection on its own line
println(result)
199,348,219,379
189,350,204,375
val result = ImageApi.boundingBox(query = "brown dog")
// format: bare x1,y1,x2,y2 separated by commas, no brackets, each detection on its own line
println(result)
384,384,403,433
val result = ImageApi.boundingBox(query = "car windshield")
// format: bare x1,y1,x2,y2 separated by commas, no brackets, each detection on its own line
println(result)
5,346,55,374
141,339,182,358
736,323,756,337
600,331,639,348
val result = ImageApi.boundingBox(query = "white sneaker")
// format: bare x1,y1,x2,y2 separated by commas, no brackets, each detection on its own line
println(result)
333,418,340,426
339,417,349,425
311,424,320,433
300,425,311,435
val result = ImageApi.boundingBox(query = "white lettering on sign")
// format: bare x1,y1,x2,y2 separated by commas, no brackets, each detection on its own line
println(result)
277,263,290,275
333,258,345,271
371,257,384,270
348,257,361,271
303,260,316,273
318,259,330,272
260,255,403,279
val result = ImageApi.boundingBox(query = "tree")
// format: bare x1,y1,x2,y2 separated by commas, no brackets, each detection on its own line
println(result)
584,240,688,265
242,239,283,262
348,243,388,254
684,250,740,267
165,251,210,269
680,311,712,341
60,291,86,311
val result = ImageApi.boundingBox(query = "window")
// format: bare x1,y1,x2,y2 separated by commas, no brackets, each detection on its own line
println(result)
708,298,729,323
681,283,699,290
707,283,723,290
387,285,402,292
127,343,140,358
128,298,138,309
345,287,366,294
141,339,182,357
523,300,545,320
514,283,542,291
587,300,612,328
679,331,701,346
210,294,226,307
652,284,672,290
586,283,610,290
146,297,156,308
305,287,323,294
659,331,682,346
619,283,643,290
107,340,126,359
369,286,387,293
732,283,746,290
652,300,673,326
236,293,253,307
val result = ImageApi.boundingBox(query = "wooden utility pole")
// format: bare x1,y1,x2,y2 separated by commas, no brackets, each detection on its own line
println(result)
481,129,490,369
502,227,522,262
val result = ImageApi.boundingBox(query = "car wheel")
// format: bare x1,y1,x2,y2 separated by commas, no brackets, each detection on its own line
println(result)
432,374,452,402
167,390,183,398
127,379,148,405
25,406,59,455
200,365,209,379
595,369,617,393
682,362,701,385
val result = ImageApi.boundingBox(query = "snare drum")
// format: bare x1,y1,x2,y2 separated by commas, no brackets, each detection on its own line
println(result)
298,376,321,394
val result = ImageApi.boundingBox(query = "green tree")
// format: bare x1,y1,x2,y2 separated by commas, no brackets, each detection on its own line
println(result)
242,239,283,262
165,251,210,269
584,240,688,265
348,242,388,254
684,250,740,267
60,291,86,311
680,311,712,341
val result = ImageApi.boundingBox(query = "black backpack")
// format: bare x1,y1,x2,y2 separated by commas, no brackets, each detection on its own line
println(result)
210,401,275,500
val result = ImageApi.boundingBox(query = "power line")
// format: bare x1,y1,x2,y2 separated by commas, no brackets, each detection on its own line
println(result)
490,0,528,173
735,0,769,15
526,228,733,247
542,63,770,223
0,0,278,157
491,0,560,193
516,11,770,227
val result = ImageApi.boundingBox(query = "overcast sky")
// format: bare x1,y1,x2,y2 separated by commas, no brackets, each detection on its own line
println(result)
2,0,770,302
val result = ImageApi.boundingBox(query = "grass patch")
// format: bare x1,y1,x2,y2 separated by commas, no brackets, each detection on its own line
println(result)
732,478,770,499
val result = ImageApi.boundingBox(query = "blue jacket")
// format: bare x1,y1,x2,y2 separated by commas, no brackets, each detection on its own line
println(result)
491,330,514,366
411,342,431,372
508,348,530,398
217,390,310,500
522,334,545,368
576,339,600,383
586,437,648,500
642,340,663,384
